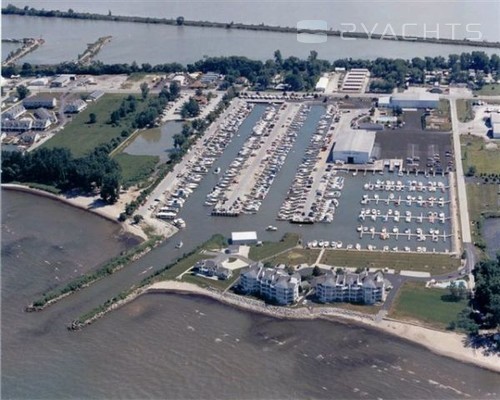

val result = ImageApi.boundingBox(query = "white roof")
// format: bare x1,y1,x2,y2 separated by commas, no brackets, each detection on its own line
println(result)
315,77,329,90
231,231,257,241
490,113,500,124
492,122,500,133
378,96,391,105
334,129,376,154
391,92,439,102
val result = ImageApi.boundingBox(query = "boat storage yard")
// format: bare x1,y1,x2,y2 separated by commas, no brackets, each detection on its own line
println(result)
149,98,456,255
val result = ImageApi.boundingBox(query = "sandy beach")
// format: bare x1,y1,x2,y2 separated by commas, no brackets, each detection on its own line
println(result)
1,184,177,241
148,280,500,374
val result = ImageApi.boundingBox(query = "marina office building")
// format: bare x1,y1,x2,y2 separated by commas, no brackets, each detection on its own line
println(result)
240,263,301,305
314,270,386,305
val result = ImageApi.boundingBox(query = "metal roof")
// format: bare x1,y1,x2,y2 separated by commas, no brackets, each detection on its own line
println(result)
333,129,376,154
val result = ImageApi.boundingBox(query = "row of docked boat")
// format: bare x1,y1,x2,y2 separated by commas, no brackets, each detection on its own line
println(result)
209,104,310,215
360,194,448,207
358,208,447,223
362,179,447,193
356,225,449,242
306,241,442,253
155,101,253,221
278,105,338,223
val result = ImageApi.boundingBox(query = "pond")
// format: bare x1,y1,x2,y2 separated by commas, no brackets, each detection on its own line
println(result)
122,121,182,162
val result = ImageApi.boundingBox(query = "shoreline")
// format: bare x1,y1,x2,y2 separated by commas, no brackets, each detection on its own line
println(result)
2,183,150,242
3,7,500,49
146,280,500,374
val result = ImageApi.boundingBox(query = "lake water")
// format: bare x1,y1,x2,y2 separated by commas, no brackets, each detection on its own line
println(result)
2,6,499,66
2,41,20,61
122,121,182,162
2,189,500,399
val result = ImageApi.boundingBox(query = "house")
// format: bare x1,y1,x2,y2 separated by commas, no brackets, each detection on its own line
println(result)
23,95,57,109
231,231,258,245
21,131,40,144
190,80,207,90
1,118,33,132
193,259,233,280
200,72,220,85
314,270,386,305
34,108,57,124
50,74,74,87
172,75,186,86
89,90,104,101
32,118,51,131
64,99,87,113
240,263,301,305
1,104,26,120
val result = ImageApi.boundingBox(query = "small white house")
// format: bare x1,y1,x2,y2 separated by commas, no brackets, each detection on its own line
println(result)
231,231,258,245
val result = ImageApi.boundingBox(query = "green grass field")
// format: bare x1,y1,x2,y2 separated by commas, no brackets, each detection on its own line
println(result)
389,282,467,329
456,99,474,123
269,248,321,265
320,250,460,275
248,233,300,261
466,183,500,222
114,153,158,188
41,94,144,157
461,135,500,175
474,83,500,96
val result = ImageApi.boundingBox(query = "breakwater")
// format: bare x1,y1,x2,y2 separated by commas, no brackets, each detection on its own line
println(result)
2,37,44,65
77,35,112,64
3,5,500,49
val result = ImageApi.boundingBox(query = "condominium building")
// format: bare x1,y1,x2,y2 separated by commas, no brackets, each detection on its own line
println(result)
314,270,386,305
240,263,300,305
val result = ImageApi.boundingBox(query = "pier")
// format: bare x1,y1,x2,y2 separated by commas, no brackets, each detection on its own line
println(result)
2,37,44,66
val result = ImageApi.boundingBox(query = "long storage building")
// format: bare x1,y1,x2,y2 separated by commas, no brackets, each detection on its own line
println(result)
330,129,375,164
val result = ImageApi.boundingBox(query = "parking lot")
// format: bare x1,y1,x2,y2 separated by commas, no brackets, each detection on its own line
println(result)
373,111,454,173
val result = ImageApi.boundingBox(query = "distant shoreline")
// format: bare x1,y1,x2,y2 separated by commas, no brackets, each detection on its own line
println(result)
3,5,500,49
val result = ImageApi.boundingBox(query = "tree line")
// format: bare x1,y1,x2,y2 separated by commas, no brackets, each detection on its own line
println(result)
3,51,498,94
1,146,121,203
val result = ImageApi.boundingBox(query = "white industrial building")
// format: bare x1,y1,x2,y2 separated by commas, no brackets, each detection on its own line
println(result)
490,113,500,139
29,77,49,86
231,231,258,245
315,76,329,92
331,129,376,164
379,92,439,109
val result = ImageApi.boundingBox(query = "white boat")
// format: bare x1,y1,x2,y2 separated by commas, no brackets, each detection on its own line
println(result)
266,225,278,231
213,167,221,174
175,241,183,249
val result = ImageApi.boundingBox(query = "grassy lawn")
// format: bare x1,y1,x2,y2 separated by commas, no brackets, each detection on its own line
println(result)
40,94,144,157
474,83,500,96
248,233,300,261
466,183,500,223
461,135,500,175
181,272,240,291
320,250,460,275
269,248,321,266
114,153,158,188
456,99,474,122
389,282,467,329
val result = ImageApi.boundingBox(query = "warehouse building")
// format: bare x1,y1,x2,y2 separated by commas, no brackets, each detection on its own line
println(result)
330,129,376,164
231,231,258,245
379,92,439,109
1,104,26,120
315,76,329,92
491,113,500,139
50,74,74,87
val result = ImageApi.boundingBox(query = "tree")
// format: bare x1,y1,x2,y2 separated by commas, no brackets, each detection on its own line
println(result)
16,84,30,100
100,173,120,204
88,113,97,124
274,49,283,67
133,214,143,224
180,98,200,119
173,133,186,148
284,73,304,91
169,81,181,98
140,82,149,100
312,266,323,277
176,16,185,26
